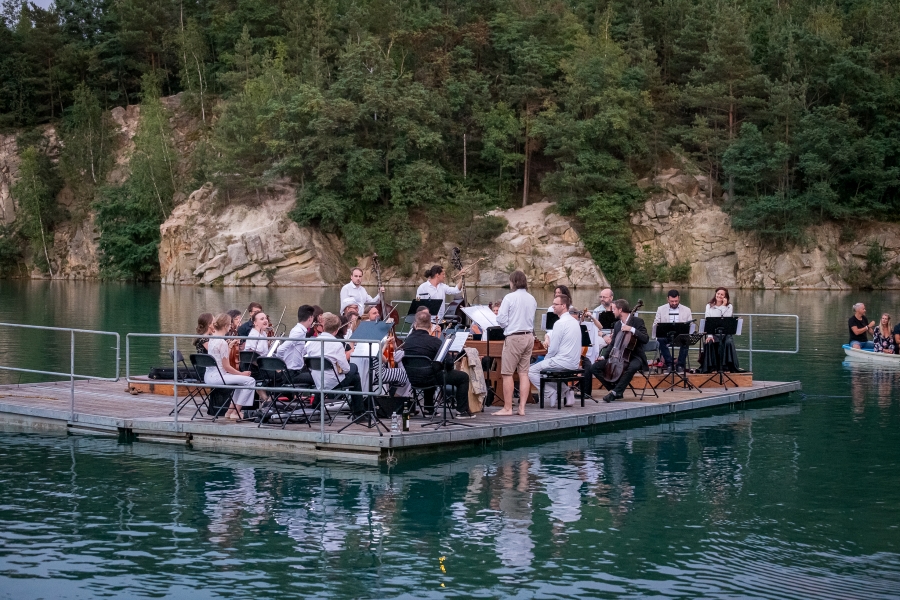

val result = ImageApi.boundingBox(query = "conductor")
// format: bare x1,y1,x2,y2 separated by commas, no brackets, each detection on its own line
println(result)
591,299,649,402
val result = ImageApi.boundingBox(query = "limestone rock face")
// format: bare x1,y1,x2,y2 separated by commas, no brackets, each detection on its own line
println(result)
0,133,19,225
474,202,608,288
159,183,347,286
631,168,900,289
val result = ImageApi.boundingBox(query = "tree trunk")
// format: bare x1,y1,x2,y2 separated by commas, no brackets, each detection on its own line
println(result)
462,133,467,178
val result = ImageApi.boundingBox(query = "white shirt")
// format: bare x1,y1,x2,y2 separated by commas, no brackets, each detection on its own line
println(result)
340,282,379,308
543,312,582,369
304,332,350,389
496,288,537,335
416,280,462,320
245,328,270,354
275,323,307,370
205,339,230,383
705,304,733,317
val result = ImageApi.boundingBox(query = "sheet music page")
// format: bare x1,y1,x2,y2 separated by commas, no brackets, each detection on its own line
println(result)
435,336,454,362
461,305,499,329
448,332,469,352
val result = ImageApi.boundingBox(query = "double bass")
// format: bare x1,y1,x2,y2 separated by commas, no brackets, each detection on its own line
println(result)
447,247,484,328
603,300,644,383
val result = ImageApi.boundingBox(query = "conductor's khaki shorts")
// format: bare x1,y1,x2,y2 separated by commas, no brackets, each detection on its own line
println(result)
501,333,534,375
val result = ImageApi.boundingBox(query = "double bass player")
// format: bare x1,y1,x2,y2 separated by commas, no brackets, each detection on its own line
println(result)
591,299,649,402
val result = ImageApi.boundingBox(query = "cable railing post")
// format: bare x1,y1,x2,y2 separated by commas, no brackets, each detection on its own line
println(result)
319,337,325,442
172,335,179,426
70,329,75,421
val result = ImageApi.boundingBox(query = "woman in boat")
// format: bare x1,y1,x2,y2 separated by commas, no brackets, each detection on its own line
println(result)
205,313,256,420
873,313,896,354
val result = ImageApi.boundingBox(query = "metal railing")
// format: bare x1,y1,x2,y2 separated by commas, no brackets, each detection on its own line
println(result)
0,322,121,419
125,332,390,440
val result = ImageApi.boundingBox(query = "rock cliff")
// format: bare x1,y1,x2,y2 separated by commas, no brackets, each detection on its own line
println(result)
631,169,900,289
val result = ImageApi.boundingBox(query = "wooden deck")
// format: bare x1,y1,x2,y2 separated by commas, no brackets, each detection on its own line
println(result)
0,376,801,463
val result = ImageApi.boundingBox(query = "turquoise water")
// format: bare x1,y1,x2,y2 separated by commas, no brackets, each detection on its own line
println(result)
1,282,899,598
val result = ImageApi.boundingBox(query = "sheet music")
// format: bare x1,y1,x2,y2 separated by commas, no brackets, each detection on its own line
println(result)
651,322,696,338
435,336,454,362
698,318,742,335
448,332,469,353
461,305,499,330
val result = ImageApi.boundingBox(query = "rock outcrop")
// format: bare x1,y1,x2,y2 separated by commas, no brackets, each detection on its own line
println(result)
159,183,347,286
632,169,900,289
0,133,18,225
475,202,607,288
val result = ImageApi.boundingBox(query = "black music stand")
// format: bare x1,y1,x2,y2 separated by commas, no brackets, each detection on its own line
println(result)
699,317,740,390
596,311,617,331
654,322,699,392
339,320,394,434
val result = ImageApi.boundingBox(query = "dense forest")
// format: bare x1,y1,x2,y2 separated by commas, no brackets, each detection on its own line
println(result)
1,0,899,282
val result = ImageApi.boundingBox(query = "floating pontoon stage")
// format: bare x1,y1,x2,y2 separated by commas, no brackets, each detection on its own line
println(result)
0,378,800,463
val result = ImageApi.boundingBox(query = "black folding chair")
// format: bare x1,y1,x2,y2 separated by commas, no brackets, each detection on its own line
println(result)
628,340,660,401
305,357,355,425
167,350,205,417
402,354,473,430
191,353,243,422
255,356,316,428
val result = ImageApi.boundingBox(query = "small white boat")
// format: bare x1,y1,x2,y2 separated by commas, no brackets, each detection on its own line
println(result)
842,344,900,365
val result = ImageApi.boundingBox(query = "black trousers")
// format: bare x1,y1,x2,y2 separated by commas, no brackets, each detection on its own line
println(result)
591,356,642,396
423,369,470,412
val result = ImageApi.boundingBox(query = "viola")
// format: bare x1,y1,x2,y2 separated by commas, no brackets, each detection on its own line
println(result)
603,300,644,383
371,253,402,367
227,324,241,370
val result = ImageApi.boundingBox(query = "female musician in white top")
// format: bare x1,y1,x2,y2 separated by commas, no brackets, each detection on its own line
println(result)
205,313,257,419
245,311,272,355
700,287,740,372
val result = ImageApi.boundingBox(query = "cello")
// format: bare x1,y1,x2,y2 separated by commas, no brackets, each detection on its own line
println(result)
603,300,644,383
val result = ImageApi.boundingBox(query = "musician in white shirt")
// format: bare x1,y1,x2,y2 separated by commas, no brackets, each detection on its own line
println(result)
275,304,316,385
495,270,537,416
205,313,256,419
652,289,693,371
340,267,384,309
304,312,364,412
592,288,614,318
529,294,582,408
415,264,462,321
244,312,272,355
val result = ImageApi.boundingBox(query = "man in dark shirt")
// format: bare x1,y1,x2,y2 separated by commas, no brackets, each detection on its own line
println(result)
237,302,263,337
848,302,874,349
401,308,474,418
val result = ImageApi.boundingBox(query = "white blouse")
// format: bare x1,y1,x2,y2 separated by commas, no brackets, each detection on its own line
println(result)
245,328,270,354
705,304,733,317
206,339,230,381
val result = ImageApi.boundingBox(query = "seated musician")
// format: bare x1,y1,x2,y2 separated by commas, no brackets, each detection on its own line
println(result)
848,302,874,349
545,285,571,312
206,313,256,420
274,305,316,387
304,312,364,413
699,287,741,372
528,294,582,408
244,311,272,391
237,302,263,337
360,304,411,397
653,289,692,372
401,307,475,418
194,313,214,354
470,301,500,340
592,299,649,402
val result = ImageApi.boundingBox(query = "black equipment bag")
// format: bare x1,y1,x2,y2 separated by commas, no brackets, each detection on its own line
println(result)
148,366,195,381
374,394,408,419
207,388,232,416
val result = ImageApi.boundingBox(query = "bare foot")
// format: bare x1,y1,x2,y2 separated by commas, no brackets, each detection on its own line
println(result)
517,410,526,416
494,409,514,416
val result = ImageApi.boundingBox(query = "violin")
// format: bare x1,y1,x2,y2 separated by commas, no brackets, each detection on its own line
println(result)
227,322,241,370
371,253,401,367
603,300,643,383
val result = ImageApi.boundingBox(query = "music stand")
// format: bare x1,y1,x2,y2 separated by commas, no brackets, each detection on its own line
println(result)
596,311,617,331
340,320,394,434
654,322,699,392
699,317,740,390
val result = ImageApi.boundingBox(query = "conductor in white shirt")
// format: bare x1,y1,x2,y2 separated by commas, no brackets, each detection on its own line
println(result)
304,312,364,413
495,270,537,416
415,264,463,321
653,289,693,371
528,294,582,408
340,267,384,309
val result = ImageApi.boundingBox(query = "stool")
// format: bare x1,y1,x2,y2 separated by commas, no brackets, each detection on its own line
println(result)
538,368,586,409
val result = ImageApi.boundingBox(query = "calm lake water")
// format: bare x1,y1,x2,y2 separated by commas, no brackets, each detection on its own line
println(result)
1,281,899,599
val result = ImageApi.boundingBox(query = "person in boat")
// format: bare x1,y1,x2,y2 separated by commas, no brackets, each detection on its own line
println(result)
894,317,900,350
699,287,741,372
206,313,256,420
873,313,896,354
848,303,875,349
194,313,214,354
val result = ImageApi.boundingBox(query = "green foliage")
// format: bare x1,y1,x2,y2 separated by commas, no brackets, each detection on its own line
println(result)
459,215,508,249
0,225,22,276
94,73,177,280
11,138,63,274
59,83,114,215
842,240,897,289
